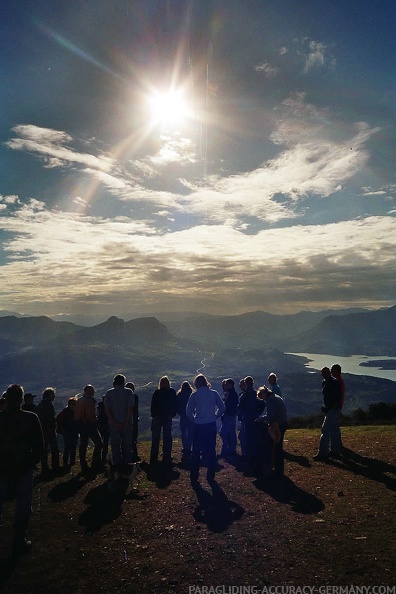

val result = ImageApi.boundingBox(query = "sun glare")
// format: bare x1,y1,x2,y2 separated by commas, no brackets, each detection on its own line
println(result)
149,89,192,129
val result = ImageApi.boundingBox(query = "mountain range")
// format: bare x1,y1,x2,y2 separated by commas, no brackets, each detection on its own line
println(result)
0,305,394,425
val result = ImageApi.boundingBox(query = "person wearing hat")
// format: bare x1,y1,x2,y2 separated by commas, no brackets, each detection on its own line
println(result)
22,393,37,413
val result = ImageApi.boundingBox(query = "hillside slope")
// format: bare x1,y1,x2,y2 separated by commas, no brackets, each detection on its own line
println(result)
0,427,395,593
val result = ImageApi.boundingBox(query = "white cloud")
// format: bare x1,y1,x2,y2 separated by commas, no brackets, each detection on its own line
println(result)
254,62,278,77
0,198,394,315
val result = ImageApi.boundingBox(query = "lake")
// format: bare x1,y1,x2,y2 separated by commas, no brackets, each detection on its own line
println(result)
288,353,396,383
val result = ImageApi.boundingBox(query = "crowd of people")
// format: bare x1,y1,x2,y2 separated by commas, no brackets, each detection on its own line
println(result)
0,365,345,556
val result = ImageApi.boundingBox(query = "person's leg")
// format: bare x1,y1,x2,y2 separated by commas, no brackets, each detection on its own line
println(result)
162,418,173,462
228,416,237,455
109,427,122,465
317,413,331,457
120,425,133,464
79,427,89,471
62,430,72,466
89,426,103,467
150,417,161,463
190,424,202,482
204,423,217,481
219,417,228,456
13,468,34,551
273,426,287,476
48,432,60,470
329,410,342,454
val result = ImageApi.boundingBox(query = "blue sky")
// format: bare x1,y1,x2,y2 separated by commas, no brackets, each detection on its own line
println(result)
1,0,395,321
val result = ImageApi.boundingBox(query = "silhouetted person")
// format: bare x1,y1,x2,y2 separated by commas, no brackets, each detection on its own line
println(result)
256,386,288,478
150,376,177,465
314,367,342,461
219,378,238,458
97,396,110,464
35,387,60,474
105,374,135,465
238,376,261,472
74,385,103,473
0,384,44,555
125,382,141,463
56,396,78,467
22,392,37,413
267,373,282,397
186,374,225,485
331,363,345,447
176,381,194,463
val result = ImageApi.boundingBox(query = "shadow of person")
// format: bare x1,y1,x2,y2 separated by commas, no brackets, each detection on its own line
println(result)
253,476,325,514
0,554,21,588
143,461,180,489
47,475,86,503
328,448,396,491
192,480,245,533
78,481,125,532
283,450,312,468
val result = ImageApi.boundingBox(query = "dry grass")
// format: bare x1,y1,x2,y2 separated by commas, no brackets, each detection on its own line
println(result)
1,426,395,593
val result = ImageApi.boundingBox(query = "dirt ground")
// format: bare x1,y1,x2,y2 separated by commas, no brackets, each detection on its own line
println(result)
0,426,395,593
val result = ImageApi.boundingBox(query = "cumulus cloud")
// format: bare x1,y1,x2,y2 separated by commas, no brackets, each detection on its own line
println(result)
0,197,394,314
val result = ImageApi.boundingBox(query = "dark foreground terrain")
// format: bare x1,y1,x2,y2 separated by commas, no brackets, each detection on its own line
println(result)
0,426,395,593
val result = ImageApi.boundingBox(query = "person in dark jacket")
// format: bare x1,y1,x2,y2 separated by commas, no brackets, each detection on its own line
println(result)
219,378,239,458
35,387,60,474
238,376,262,471
150,376,177,465
0,384,44,555
56,396,78,467
313,367,342,461
97,396,110,464
22,393,37,413
176,381,194,464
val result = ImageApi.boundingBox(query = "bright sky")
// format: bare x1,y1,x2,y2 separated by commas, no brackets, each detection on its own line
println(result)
1,1,395,320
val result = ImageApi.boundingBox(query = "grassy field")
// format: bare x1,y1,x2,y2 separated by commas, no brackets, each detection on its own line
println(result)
0,426,395,593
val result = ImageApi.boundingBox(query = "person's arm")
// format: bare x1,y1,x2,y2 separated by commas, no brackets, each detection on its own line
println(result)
215,392,226,418
31,415,45,465
186,393,195,422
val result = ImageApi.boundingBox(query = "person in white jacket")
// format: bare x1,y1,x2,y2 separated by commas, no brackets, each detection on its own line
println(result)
186,374,225,485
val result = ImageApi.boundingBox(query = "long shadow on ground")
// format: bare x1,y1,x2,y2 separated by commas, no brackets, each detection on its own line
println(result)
253,476,325,514
326,448,396,491
78,479,131,532
192,480,245,533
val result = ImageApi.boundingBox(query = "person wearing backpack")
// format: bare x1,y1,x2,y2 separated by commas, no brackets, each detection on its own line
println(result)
0,384,44,555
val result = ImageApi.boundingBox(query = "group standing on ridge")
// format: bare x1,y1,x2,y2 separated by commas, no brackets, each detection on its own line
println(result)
0,364,345,556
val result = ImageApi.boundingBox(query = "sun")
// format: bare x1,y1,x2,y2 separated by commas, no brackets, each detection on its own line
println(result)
148,89,192,130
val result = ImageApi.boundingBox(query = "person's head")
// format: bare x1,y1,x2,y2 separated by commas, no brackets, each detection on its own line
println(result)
256,386,273,400
193,374,208,389
159,376,170,389
125,382,135,391
179,381,192,395
321,367,331,380
5,384,24,409
239,378,247,392
24,392,35,404
224,378,235,391
68,396,78,408
244,376,254,388
331,364,341,377
42,387,55,401
84,384,96,397
113,374,126,387
268,373,277,386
